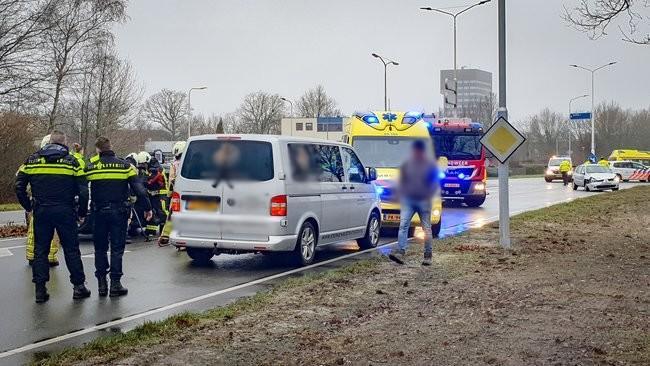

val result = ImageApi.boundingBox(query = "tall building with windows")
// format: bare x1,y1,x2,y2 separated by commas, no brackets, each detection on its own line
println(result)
440,68,493,121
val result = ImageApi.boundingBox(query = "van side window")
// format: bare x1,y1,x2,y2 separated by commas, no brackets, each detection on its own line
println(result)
288,144,344,183
341,147,366,183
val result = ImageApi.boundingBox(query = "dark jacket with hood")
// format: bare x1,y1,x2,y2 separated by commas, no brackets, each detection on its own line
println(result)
15,143,88,216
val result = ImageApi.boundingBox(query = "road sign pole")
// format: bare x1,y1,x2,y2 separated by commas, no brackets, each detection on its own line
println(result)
498,0,510,249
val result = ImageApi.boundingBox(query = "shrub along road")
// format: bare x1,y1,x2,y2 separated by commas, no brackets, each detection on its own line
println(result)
35,186,649,365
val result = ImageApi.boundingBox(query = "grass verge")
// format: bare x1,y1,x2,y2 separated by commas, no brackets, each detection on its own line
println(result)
33,187,650,365
0,203,22,212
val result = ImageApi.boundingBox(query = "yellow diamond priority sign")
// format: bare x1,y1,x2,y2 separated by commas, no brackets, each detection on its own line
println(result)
480,116,526,164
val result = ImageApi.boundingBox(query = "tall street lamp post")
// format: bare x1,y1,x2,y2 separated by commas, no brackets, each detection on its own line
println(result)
568,94,589,156
569,62,616,155
187,86,208,139
421,0,492,117
280,97,293,117
371,53,399,110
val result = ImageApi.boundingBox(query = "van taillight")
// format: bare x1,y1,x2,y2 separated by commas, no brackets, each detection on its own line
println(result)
270,195,287,216
170,192,181,212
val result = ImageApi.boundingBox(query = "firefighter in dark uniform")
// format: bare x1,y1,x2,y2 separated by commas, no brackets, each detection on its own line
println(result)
85,137,152,297
15,131,91,303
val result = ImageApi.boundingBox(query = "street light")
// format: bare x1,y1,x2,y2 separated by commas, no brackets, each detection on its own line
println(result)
371,53,399,110
569,62,616,155
280,97,293,117
187,86,208,139
421,0,492,117
567,94,589,156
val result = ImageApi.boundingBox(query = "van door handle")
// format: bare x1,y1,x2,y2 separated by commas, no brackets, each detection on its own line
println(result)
349,186,355,190
341,186,347,190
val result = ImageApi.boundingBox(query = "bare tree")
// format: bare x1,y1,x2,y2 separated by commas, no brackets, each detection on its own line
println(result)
142,89,187,140
70,44,142,152
564,0,650,45
190,113,223,135
0,0,56,104
229,91,284,134
42,0,127,130
296,85,341,117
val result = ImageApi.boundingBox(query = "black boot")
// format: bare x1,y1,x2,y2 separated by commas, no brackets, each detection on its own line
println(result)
35,283,49,303
72,284,91,299
97,277,108,297
109,280,128,297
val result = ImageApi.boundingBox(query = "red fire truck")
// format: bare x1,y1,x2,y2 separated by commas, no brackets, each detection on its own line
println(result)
426,117,487,207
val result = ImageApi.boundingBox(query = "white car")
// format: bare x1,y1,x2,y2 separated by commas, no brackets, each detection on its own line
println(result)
572,164,620,192
544,156,573,182
609,161,650,182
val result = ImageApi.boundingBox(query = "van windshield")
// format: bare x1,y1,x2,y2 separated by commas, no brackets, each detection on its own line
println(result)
181,140,274,181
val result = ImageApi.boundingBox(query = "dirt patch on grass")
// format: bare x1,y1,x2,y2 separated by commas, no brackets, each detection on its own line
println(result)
44,187,650,366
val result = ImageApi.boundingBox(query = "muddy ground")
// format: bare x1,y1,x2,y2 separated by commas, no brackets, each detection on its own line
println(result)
62,187,649,366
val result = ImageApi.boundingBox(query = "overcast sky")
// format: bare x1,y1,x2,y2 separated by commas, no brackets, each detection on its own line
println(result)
114,0,649,124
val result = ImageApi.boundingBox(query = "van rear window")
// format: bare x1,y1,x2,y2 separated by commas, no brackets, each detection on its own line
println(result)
181,140,274,181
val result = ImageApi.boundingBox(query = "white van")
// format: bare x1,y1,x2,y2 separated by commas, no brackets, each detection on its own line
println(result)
169,135,381,265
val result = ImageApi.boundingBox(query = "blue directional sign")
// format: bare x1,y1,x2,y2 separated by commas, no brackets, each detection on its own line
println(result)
570,112,592,120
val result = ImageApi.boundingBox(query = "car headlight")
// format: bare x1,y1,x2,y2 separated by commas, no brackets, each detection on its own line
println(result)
546,168,553,175
474,182,485,191
568,170,573,175
613,176,620,183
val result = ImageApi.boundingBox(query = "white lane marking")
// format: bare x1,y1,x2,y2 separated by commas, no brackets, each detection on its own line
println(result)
0,249,12,258
2,245,26,250
0,239,400,359
0,237,26,243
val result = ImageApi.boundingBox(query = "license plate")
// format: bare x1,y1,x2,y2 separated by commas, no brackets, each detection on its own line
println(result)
444,183,461,188
383,214,401,222
187,200,220,211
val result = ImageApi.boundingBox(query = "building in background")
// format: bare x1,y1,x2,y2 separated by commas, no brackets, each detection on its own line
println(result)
440,68,493,122
280,117,346,141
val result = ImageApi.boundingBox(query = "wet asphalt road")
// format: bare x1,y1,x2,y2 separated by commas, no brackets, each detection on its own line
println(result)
0,210,25,226
0,178,638,364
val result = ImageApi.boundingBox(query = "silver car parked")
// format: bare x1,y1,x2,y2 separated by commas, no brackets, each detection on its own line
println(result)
572,164,620,192
169,135,382,265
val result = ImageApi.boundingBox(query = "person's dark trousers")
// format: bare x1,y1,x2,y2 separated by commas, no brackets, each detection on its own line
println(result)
93,204,129,281
32,205,85,285
562,172,569,186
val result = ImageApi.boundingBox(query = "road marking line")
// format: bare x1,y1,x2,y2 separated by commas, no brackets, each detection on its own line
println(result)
0,237,26,242
0,249,12,258
2,245,26,250
0,239,400,359
82,250,131,259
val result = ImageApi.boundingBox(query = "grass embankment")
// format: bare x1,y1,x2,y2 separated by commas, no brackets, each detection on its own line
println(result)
35,187,650,366
0,203,22,211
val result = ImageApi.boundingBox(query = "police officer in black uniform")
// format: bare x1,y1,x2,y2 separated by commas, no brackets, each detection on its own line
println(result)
85,137,152,297
15,130,91,303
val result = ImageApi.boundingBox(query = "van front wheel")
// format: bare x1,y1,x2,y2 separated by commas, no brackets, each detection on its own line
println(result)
186,247,214,264
294,222,317,266
357,212,380,249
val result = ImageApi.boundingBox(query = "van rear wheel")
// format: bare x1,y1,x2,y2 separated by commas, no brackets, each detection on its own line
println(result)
186,247,214,264
357,212,380,249
294,222,317,266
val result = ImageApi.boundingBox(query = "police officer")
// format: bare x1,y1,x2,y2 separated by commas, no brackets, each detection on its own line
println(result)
559,159,572,186
85,137,152,297
25,134,60,267
15,130,90,303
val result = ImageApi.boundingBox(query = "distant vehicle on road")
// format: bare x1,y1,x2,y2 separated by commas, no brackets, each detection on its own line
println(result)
608,149,650,166
342,111,443,236
427,117,487,207
609,160,650,182
545,156,573,183
170,135,381,265
572,164,620,191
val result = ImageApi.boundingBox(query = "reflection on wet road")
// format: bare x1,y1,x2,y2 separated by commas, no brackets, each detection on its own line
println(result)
0,178,638,363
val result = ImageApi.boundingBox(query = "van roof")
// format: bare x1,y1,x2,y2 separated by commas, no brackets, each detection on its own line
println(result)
187,134,348,146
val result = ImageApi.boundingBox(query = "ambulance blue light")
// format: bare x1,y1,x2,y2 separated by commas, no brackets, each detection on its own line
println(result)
438,171,446,179
458,173,466,179
375,186,384,195
363,115,379,124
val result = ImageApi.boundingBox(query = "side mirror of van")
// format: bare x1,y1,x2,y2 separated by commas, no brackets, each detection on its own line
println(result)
366,167,377,182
